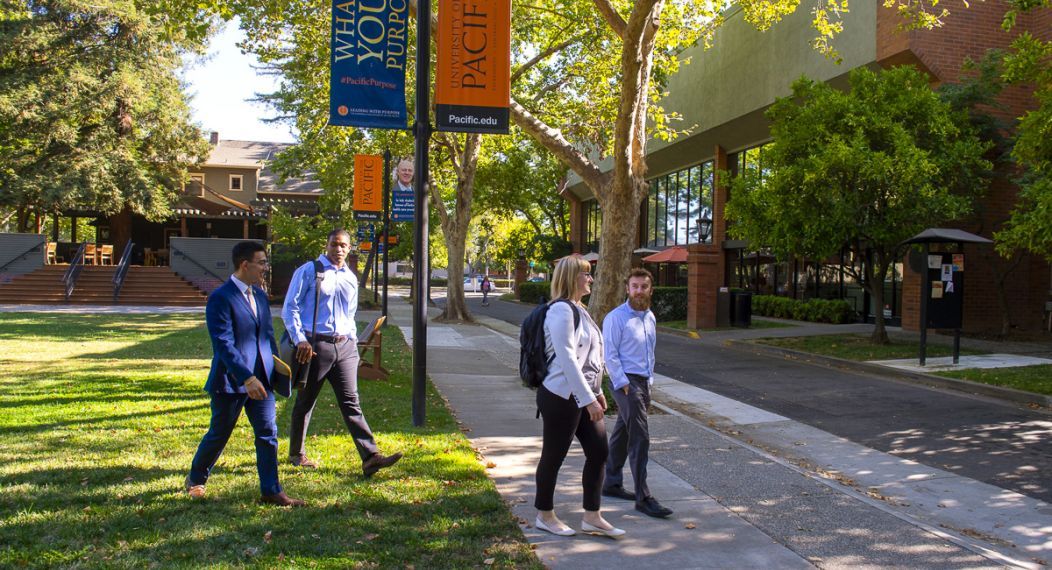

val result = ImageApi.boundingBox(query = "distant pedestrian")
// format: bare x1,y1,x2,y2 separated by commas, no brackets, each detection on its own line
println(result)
282,228,403,477
602,267,672,518
186,241,304,507
481,276,492,306
533,256,624,538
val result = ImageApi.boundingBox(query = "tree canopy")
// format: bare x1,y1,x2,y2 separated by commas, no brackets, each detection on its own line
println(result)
995,0,1052,261
0,0,214,237
725,65,991,342
505,0,966,321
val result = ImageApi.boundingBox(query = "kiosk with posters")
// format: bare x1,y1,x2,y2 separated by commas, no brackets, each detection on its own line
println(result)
903,229,993,366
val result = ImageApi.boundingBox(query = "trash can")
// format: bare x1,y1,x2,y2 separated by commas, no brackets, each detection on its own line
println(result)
731,291,752,328
716,289,731,328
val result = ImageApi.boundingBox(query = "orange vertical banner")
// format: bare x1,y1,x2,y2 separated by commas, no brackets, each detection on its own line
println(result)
353,154,383,221
435,0,511,134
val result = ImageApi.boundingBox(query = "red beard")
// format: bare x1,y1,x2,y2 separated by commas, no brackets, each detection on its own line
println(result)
628,294,651,312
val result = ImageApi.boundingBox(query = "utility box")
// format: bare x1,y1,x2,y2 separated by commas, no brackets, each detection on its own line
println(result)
716,288,731,328
731,290,753,328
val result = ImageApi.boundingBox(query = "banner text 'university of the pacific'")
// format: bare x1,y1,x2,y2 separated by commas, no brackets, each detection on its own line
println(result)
435,0,511,134
329,0,409,129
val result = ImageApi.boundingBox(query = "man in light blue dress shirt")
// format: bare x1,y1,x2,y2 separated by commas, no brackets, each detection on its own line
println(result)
601,268,673,518
282,229,402,477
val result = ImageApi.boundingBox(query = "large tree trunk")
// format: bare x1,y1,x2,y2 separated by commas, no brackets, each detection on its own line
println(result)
431,133,481,323
442,238,470,320
981,249,1022,338
510,1,663,323
590,182,644,318
864,249,890,344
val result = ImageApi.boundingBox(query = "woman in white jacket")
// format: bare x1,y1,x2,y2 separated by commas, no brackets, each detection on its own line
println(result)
533,256,625,538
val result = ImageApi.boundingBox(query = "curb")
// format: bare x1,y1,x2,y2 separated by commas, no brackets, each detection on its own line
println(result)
726,339,1052,409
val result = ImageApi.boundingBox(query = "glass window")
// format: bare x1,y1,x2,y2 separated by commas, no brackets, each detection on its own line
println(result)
643,159,715,246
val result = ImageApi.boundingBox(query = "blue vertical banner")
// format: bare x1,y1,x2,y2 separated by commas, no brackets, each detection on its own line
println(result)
391,185,414,222
329,0,410,129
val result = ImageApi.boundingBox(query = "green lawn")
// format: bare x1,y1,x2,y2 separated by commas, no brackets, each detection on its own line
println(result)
0,313,538,568
661,318,796,332
935,365,1052,396
754,334,984,361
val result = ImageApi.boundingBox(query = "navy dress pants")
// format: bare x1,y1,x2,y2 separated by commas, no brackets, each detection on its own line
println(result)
189,391,282,496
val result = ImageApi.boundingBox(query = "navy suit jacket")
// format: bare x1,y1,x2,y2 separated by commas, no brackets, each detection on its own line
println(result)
204,279,290,397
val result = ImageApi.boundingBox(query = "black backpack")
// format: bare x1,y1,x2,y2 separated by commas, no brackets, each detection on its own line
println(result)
519,299,580,388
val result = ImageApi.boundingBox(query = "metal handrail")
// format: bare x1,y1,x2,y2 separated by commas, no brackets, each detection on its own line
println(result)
170,246,225,282
63,243,87,301
0,237,46,274
112,241,135,301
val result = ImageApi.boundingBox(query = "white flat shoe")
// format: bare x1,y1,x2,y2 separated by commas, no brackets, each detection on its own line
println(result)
581,520,626,538
535,516,576,536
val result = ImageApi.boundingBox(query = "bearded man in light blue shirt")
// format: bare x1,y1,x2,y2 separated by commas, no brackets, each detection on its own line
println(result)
601,267,673,518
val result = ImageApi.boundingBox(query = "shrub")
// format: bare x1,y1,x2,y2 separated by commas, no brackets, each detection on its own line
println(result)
651,287,688,321
752,294,856,324
518,281,550,304
385,276,447,286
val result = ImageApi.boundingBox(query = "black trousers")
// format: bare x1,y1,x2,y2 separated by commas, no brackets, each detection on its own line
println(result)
289,338,380,462
534,385,608,512
606,373,652,501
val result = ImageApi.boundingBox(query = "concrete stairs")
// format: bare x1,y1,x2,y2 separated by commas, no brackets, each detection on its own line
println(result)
0,265,207,306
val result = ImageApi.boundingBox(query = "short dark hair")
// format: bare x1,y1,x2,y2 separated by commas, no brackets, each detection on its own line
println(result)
328,228,351,242
626,267,653,285
231,241,265,270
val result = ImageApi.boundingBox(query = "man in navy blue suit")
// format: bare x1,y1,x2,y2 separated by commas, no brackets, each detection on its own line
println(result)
186,241,303,507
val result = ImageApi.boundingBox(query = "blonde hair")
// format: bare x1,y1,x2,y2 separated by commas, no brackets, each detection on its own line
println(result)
549,256,591,301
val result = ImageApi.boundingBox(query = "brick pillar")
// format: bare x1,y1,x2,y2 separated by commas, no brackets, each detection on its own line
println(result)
901,253,922,331
687,244,722,329
514,258,527,296
562,189,583,253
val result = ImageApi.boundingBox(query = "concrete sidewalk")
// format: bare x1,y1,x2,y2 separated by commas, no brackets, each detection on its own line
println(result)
380,297,1049,569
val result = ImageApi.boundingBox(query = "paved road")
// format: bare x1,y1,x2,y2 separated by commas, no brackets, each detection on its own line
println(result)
440,293,1052,505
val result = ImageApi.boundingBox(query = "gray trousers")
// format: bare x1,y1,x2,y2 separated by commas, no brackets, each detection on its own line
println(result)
605,373,652,501
288,338,379,462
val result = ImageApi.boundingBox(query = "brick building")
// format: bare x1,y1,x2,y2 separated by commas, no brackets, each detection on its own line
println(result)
562,1,1051,333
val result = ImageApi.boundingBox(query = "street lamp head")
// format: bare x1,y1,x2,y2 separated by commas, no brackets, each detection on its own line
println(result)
697,217,713,243
517,248,526,260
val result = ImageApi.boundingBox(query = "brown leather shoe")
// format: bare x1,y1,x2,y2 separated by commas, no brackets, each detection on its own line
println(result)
260,492,305,507
362,452,403,477
290,455,320,469
185,476,205,499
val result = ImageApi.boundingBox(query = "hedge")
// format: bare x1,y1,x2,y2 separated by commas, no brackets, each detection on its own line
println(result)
752,294,855,324
517,283,687,322
518,281,550,304
385,277,448,286
651,287,688,321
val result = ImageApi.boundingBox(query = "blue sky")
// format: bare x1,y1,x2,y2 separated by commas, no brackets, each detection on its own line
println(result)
181,20,298,144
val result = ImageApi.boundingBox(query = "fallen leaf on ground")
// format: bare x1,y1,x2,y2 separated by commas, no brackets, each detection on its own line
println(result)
483,558,495,565
264,531,272,544
684,522,696,529
485,461,496,469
